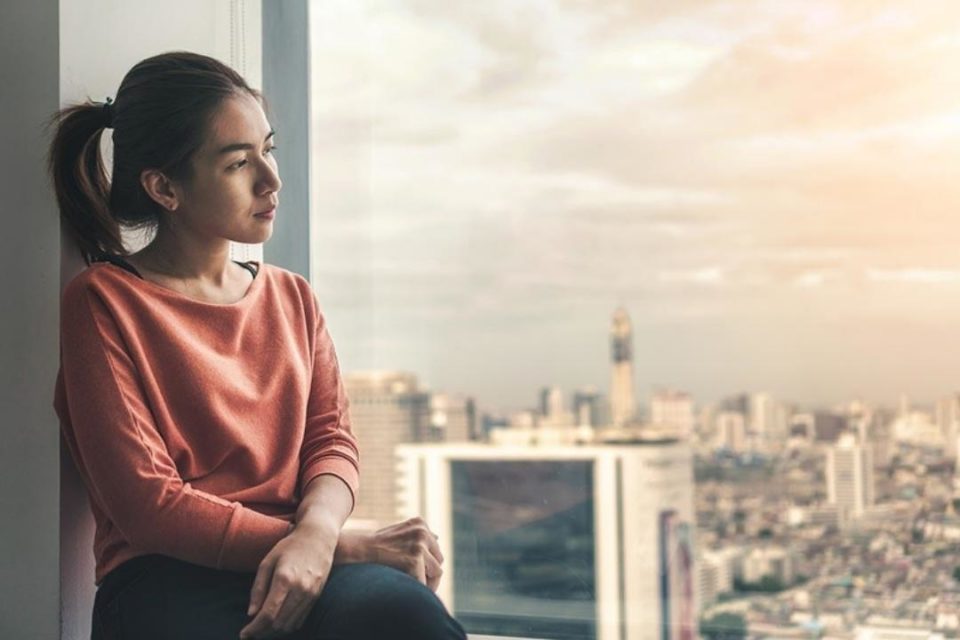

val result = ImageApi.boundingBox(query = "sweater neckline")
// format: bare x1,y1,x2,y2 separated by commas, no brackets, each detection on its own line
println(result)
96,260,266,308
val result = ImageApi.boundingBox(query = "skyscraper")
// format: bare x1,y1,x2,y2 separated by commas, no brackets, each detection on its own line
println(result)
826,432,875,526
610,308,636,427
574,387,608,428
539,386,574,427
651,389,694,440
749,392,784,453
430,393,477,443
715,411,747,453
344,371,434,528
936,393,960,459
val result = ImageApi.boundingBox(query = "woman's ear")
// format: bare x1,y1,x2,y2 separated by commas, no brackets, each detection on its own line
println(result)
140,169,181,212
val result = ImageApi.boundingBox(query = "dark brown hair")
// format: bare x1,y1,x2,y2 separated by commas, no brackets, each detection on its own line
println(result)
47,51,261,265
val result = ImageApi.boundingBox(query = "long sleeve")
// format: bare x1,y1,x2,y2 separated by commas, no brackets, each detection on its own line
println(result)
58,282,290,572
298,293,360,512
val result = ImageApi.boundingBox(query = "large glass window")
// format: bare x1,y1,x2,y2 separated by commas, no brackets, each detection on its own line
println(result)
309,2,960,638
452,460,596,640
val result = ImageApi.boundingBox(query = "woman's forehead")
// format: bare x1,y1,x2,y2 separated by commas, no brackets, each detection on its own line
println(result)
204,94,272,149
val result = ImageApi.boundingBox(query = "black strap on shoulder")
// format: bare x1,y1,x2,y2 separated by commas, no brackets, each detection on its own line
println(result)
234,260,259,278
92,254,257,280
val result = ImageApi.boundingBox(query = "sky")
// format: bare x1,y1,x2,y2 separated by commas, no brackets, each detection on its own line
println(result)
305,0,960,413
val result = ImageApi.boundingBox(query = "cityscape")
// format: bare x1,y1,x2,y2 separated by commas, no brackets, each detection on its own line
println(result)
340,307,960,640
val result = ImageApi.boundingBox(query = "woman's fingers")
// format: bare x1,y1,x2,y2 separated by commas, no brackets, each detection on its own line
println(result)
413,554,427,586
288,599,315,636
247,555,277,616
271,587,308,632
424,550,443,592
424,530,444,566
240,577,292,639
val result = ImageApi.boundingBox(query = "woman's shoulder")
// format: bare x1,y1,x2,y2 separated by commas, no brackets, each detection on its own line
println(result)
260,263,317,302
62,261,123,300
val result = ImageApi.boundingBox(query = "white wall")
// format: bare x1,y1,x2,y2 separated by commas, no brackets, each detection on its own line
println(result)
0,1,61,638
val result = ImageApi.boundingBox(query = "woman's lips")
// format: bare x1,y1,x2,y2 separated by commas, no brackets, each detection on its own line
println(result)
254,208,276,220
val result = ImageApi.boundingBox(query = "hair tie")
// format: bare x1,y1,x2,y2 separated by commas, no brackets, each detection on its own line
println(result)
101,97,114,128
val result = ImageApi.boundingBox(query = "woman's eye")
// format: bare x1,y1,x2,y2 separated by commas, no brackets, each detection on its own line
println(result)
229,159,248,170
264,145,278,155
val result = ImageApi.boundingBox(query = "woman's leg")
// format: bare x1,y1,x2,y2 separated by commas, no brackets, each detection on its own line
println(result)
293,563,467,640
93,554,255,640
93,556,467,640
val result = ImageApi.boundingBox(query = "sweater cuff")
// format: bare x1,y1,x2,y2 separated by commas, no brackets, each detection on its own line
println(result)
301,457,360,514
217,504,292,572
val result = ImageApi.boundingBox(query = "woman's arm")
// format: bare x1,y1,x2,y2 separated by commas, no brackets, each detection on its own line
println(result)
295,474,353,534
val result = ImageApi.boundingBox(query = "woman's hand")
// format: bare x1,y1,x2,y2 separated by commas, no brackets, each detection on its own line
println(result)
239,520,338,639
347,517,445,591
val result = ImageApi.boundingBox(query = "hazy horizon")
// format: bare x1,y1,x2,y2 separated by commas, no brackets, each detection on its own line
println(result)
304,0,960,413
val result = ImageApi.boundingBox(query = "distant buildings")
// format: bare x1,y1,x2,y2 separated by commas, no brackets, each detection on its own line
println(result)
716,411,748,453
573,386,608,428
740,546,797,586
538,385,575,427
430,393,476,443
826,433,875,526
935,393,960,459
698,548,739,607
749,392,788,454
345,371,474,528
651,389,694,440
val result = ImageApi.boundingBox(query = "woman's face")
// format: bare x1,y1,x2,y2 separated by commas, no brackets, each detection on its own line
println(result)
173,92,282,245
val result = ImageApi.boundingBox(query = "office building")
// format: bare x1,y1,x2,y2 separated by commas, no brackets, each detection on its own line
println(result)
826,433,875,526
430,393,477,443
716,411,747,453
650,389,694,440
396,441,696,640
344,371,433,528
574,387,608,428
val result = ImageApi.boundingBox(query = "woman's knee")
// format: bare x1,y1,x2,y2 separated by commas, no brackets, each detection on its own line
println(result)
322,564,466,640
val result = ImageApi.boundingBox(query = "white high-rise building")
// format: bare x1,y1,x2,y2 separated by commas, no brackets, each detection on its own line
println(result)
936,393,960,459
396,441,696,640
539,386,575,427
651,389,694,440
430,393,476,443
826,433,875,525
716,411,747,452
610,308,636,427
741,546,796,585
539,386,564,418
573,387,608,428
750,393,788,454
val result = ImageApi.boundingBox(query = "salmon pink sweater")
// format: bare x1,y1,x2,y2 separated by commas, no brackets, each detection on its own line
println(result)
53,260,360,586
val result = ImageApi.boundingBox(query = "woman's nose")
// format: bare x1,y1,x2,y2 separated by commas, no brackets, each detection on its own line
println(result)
258,163,282,195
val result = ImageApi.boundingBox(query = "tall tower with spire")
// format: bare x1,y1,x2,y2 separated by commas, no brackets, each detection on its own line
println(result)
610,307,636,427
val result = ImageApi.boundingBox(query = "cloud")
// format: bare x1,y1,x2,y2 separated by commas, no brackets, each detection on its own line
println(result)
309,0,960,407
866,268,960,285
657,267,725,286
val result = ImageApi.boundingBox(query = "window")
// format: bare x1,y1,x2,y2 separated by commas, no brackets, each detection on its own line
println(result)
309,2,960,638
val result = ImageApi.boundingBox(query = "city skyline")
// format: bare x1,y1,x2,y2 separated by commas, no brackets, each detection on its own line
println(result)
305,0,960,411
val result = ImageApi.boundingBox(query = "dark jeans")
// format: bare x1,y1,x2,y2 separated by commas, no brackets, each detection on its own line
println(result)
91,554,468,640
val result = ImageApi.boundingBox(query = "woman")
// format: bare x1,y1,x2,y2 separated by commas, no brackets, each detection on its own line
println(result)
49,51,466,640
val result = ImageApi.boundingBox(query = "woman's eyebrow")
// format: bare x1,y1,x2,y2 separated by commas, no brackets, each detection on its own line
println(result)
216,130,276,154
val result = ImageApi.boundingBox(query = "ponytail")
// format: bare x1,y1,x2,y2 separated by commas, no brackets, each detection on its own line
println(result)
46,51,260,267
47,102,125,266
